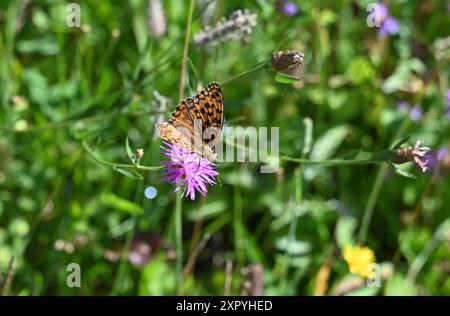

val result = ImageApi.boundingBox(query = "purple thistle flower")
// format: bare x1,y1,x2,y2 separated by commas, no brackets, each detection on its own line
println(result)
161,142,219,201
379,16,400,35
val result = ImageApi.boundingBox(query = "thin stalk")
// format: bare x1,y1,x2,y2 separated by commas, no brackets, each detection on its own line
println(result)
358,119,410,243
174,0,195,296
175,191,183,295
82,141,162,171
279,167,302,293
178,0,195,100
233,183,244,266
221,60,268,86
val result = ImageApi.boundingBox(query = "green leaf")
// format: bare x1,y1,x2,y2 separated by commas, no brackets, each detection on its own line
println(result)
113,166,144,180
187,200,227,221
336,216,358,249
275,237,311,255
274,72,300,84
392,136,411,149
138,254,177,295
384,274,417,296
100,192,143,215
125,137,137,165
389,163,417,179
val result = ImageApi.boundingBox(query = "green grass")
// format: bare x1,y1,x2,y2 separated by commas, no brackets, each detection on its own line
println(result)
0,0,449,296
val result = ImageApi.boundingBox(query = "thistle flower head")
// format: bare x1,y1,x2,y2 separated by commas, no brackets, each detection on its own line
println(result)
390,140,432,173
161,142,219,200
193,9,257,49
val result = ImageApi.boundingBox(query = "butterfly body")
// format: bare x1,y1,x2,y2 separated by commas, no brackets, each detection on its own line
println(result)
155,82,224,162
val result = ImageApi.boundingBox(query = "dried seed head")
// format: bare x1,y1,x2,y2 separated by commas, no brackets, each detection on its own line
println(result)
390,140,431,173
135,148,144,160
194,9,257,49
271,50,304,71
148,0,167,38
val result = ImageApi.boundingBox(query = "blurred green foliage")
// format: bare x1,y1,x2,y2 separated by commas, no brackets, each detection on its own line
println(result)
0,0,449,295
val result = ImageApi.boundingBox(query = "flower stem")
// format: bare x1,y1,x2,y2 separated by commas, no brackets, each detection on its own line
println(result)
233,182,245,267
82,140,163,171
358,119,410,243
175,0,194,295
175,191,183,295
221,60,269,85
178,0,195,100
279,166,302,293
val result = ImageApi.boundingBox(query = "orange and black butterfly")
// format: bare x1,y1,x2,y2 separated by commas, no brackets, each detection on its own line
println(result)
155,82,224,161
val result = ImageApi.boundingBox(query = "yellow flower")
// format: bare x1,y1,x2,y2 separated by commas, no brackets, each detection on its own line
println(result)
343,244,376,278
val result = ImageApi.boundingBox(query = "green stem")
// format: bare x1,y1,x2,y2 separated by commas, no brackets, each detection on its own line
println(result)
175,191,183,295
407,218,450,282
233,183,244,267
174,0,194,295
82,141,163,171
279,167,302,293
178,0,195,100
221,60,269,85
280,156,385,165
111,215,137,295
358,119,410,243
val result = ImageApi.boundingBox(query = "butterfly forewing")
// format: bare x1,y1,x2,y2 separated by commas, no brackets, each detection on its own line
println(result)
155,82,224,161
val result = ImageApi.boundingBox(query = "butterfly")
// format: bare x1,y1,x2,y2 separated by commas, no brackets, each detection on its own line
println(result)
155,82,224,162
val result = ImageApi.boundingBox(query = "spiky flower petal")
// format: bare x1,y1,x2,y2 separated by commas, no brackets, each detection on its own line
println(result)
161,142,219,200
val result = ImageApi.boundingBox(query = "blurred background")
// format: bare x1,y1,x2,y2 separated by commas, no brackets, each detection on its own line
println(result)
0,0,449,295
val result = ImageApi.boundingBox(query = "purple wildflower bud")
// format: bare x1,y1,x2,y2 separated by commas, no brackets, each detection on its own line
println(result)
377,3,389,22
379,16,400,35
283,2,299,16
161,142,219,201
410,105,423,121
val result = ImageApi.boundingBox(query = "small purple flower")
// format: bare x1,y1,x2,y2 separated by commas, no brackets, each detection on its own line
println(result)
410,105,423,121
276,0,299,17
161,142,219,201
397,101,411,111
377,3,389,21
445,89,450,104
283,2,299,16
379,16,400,35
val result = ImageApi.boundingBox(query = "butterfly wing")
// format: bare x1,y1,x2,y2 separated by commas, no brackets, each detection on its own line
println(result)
192,82,224,150
155,82,224,161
